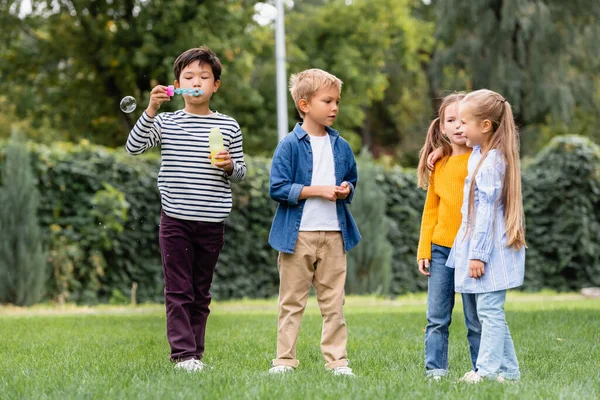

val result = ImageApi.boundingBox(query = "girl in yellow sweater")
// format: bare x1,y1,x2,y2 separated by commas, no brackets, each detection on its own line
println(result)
416,93,481,380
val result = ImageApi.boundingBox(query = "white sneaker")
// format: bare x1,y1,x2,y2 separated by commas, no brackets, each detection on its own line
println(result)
268,365,294,374
431,376,442,382
174,359,206,372
332,366,355,377
459,370,482,384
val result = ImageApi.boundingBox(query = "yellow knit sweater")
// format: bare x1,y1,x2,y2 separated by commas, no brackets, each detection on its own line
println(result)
417,151,471,261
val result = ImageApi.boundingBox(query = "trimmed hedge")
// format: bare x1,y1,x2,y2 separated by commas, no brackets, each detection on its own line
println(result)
521,136,600,290
31,142,165,303
1,135,599,303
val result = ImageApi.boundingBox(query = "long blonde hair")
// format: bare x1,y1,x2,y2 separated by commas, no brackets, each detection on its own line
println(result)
463,89,526,249
417,92,465,189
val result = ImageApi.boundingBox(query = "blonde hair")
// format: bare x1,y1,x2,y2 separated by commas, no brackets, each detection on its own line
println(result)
417,92,466,189
462,89,526,249
289,69,343,119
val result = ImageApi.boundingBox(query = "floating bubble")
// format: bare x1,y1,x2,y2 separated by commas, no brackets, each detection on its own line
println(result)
120,96,137,113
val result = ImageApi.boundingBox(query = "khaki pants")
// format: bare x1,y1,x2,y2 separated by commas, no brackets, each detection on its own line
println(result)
272,231,349,369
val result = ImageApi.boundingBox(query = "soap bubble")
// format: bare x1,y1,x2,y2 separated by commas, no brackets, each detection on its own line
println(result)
120,96,137,113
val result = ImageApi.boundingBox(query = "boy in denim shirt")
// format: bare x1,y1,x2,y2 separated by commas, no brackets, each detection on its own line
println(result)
268,69,361,376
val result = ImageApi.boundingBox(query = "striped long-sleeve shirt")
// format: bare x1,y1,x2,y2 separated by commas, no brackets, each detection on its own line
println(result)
126,109,246,222
446,147,525,293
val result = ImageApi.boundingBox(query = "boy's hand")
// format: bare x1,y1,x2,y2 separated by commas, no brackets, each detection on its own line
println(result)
469,259,485,278
427,148,444,170
335,182,351,199
320,186,339,202
146,85,170,117
418,259,431,277
210,151,234,174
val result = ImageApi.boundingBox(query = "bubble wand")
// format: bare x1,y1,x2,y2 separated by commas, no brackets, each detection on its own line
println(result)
166,86,204,97
120,86,206,114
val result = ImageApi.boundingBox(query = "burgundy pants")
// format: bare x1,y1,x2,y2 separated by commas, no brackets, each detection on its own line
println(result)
159,209,224,361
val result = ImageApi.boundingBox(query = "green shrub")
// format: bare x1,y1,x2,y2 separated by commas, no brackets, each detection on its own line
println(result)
346,150,393,294
31,141,164,304
522,135,600,290
215,156,279,299
379,166,428,295
28,143,278,303
1,134,598,304
0,133,48,306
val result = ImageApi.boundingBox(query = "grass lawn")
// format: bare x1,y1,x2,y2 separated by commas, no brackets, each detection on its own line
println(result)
1,293,599,399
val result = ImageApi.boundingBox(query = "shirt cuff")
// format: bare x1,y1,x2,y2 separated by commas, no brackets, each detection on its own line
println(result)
287,183,303,206
225,162,242,182
142,111,155,122
345,181,355,204
469,250,490,263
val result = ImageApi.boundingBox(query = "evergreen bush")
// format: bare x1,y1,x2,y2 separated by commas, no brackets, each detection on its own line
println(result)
0,132,48,306
346,150,393,294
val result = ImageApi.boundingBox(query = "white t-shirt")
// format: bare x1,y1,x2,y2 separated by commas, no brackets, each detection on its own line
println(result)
299,134,340,231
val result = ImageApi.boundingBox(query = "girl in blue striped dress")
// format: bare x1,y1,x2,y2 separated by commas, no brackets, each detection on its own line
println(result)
448,89,526,383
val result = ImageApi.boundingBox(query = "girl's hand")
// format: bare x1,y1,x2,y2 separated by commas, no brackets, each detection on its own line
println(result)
469,259,485,278
210,151,234,174
335,182,351,199
418,259,431,276
427,148,444,170
146,85,170,117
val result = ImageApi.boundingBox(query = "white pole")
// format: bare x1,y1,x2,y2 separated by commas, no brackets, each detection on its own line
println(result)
275,0,288,142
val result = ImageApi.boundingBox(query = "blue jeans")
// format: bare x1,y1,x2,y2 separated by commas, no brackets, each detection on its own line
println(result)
424,244,481,377
475,290,520,380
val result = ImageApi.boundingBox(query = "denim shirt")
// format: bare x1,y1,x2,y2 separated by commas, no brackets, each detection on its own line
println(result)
268,123,361,254
446,147,525,293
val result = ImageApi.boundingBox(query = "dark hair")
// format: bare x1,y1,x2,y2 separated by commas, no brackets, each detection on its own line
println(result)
173,46,222,82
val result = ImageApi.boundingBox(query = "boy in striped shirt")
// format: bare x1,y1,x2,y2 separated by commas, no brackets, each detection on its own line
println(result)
126,46,246,372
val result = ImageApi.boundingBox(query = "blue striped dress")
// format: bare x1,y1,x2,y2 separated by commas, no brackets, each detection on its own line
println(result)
446,147,525,293
126,110,246,222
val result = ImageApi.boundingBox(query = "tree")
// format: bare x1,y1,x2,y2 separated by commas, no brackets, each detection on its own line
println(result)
248,0,433,159
0,0,265,147
428,0,600,154
4,0,596,161
0,130,48,306
0,0,434,158
346,150,393,294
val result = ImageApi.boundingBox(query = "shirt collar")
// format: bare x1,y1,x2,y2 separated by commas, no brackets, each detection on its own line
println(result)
293,122,339,140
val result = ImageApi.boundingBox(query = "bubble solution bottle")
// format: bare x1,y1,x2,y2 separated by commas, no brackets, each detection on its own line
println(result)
209,127,224,165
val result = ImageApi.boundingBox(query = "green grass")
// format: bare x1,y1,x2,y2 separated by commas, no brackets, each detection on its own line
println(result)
1,293,599,399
